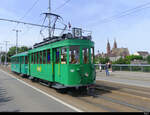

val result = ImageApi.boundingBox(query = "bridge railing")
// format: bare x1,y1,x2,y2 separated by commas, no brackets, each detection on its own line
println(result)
95,64,150,72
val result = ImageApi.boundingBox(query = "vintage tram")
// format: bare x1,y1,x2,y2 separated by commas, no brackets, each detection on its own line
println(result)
11,27,96,90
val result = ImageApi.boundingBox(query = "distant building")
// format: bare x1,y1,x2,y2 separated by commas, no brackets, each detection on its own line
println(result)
131,60,148,65
106,40,130,61
96,39,130,62
134,51,149,59
107,40,111,55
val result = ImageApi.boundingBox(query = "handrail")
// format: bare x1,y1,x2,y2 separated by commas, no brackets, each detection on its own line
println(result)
95,64,150,67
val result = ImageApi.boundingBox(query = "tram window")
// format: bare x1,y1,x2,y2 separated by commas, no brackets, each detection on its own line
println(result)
56,48,60,64
47,49,51,64
91,48,94,64
17,58,18,64
43,50,46,64
22,57,24,64
25,56,28,64
16,58,17,64
14,58,15,64
40,51,42,64
82,48,89,64
21,57,23,64
61,48,67,64
34,53,36,64
31,54,34,64
37,52,39,64
69,46,80,64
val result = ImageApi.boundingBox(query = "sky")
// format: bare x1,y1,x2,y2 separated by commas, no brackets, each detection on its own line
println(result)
0,0,150,54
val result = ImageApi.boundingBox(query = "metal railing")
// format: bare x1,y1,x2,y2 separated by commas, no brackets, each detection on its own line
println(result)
95,64,150,72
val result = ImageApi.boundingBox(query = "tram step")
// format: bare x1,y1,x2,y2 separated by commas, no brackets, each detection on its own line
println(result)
52,84,67,89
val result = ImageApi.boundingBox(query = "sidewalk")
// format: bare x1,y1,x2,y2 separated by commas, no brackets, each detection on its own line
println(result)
96,70,150,88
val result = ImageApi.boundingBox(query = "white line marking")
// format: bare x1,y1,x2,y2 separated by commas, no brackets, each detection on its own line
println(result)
0,69,83,112
97,79,150,88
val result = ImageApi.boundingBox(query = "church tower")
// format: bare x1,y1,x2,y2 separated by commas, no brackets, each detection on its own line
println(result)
107,40,111,55
113,39,117,49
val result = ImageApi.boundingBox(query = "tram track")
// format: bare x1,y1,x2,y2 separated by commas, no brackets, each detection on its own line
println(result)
94,82,150,112
75,95,142,112
95,86,150,101
96,81,150,100
1,66,150,112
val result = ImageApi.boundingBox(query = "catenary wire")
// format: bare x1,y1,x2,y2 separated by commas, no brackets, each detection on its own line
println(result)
53,0,71,12
93,1,150,25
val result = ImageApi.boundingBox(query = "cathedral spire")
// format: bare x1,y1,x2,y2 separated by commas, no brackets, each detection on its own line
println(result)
107,39,111,55
113,38,117,49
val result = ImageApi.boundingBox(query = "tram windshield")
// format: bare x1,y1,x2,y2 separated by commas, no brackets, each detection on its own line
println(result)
82,48,89,64
91,47,94,64
69,46,80,64
61,48,67,64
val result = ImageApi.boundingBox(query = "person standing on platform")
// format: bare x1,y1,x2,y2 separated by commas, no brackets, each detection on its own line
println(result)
99,63,102,72
105,63,110,76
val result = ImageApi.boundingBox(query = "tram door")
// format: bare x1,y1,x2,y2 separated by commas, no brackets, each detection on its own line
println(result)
53,48,61,83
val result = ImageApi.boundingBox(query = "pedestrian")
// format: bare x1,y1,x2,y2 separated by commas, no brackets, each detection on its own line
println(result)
99,63,102,72
105,63,110,76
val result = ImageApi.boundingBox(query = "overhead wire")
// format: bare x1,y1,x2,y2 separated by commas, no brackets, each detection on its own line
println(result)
94,1,150,25
53,0,71,12
13,0,40,29
20,0,40,20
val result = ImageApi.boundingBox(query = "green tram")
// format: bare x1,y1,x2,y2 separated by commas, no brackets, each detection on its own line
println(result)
11,52,28,75
11,28,96,90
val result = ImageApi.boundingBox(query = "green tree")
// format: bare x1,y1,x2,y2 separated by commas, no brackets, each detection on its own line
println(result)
113,57,130,64
126,55,143,61
7,46,29,62
19,46,29,53
147,56,150,64
95,57,110,64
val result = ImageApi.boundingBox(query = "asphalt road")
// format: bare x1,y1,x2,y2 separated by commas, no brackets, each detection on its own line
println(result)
0,70,76,112
96,71,150,88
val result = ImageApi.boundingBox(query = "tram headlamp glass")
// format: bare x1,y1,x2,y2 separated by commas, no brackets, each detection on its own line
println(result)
85,73,89,77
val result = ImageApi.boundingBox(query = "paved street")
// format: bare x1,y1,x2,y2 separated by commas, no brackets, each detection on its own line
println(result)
0,70,76,112
96,70,150,88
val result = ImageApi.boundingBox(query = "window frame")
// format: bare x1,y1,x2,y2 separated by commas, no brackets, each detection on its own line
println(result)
47,49,51,64
69,46,80,64
61,47,67,64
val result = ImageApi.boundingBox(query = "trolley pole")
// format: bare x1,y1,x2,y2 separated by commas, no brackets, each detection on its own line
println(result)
4,41,9,66
12,29,21,54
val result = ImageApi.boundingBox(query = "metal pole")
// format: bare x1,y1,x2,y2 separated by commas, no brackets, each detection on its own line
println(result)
13,29,21,54
16,30,18,54
4,41,9,66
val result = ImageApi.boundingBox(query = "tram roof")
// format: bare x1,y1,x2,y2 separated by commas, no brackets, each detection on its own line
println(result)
29,39,94,53
11,52,28,58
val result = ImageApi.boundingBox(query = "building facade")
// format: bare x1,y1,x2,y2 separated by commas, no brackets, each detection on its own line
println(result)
106,40,130,61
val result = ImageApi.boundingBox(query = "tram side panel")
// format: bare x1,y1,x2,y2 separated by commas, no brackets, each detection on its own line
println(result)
29,50,54,82
11,57,21,74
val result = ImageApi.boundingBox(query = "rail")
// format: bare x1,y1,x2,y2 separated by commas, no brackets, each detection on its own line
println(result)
95,64,150,72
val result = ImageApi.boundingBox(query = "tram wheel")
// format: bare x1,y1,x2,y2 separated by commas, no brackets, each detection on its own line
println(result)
56,89,67,94
48,82,52,88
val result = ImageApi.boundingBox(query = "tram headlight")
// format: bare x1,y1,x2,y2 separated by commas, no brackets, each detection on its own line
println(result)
85,73,89,77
